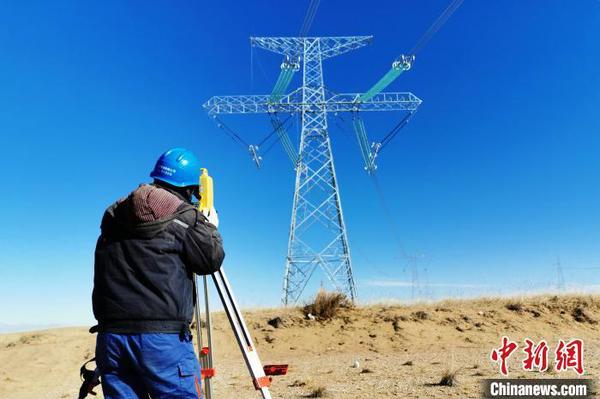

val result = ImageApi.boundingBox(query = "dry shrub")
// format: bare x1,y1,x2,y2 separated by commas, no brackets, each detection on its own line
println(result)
412,310,429,320
18,334,41,345
305,386,327,398
438,369,458,386
505,301,523,312
190,320,206,329
303,290,352,321
264,335,275,343
267,317,284,328
572,307,597,324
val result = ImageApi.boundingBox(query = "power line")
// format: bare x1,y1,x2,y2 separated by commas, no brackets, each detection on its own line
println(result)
258,114,294,147
409,0,464,55
211,116,250,148
299,0,321,37
379,110,417,150
370,173,410,261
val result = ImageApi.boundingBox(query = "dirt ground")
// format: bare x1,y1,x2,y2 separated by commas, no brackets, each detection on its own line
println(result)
1,295,598,398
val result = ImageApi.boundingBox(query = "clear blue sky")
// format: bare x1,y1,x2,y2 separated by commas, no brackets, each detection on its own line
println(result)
1,1,599,327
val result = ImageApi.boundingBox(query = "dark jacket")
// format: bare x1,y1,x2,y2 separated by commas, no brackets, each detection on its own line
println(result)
92,184,224,333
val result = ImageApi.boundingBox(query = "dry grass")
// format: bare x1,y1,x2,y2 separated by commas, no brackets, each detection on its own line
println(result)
305,386,327,397
438,369,458,387
303,289,352,321
505,301,523,312
268,317,284,328
572,306,597,324
190,320,206,329
412,310,429,320
289,380,307,388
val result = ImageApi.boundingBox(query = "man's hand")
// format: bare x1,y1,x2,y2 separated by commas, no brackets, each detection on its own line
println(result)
201,207,219,228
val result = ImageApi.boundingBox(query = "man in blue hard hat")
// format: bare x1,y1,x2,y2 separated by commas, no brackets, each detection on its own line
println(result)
92,148,224,398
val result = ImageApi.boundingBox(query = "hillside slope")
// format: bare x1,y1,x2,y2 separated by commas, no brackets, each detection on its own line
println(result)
1,295,599,398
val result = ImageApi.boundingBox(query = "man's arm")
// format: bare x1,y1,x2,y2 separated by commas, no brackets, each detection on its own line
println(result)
180,210,225,275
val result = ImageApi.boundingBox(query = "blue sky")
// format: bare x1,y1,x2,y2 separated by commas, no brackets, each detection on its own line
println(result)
0,1,599,327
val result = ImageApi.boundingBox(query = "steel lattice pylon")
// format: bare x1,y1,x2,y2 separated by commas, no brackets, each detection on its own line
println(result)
204,36,422,305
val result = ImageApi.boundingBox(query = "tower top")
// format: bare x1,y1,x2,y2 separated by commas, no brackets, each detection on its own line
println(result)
250,36,373,60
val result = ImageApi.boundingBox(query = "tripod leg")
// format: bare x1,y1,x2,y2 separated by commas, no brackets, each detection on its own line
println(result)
194,275,204,356
193,275,209,398
203,275,214,399
212,269,273,399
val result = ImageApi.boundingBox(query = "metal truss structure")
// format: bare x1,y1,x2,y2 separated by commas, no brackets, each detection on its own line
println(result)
203,36,422,305
204,90,420,115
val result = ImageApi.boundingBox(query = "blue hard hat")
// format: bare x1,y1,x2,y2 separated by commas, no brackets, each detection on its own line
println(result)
150,148,201,187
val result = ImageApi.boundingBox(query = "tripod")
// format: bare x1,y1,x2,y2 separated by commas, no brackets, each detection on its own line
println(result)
193,268,287,399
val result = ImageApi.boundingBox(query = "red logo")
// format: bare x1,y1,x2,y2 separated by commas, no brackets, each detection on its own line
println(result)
490,336,518,376
555,339,584,375
522,338,549,372
490,337,584,375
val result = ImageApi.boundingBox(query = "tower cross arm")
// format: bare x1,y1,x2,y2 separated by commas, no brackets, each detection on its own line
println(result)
203,89,302,115
326,91,422,112
203,90,422,116
250,36,373,60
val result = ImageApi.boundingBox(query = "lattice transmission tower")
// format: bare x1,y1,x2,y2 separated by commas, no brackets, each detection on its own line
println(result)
204,36,421,305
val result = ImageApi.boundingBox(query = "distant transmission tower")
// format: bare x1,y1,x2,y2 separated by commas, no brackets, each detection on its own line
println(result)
204,36,421,304
409,256,419,300
555,257,566,292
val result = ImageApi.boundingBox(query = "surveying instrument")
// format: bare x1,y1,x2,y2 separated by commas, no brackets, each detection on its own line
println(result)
194,169,288,399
